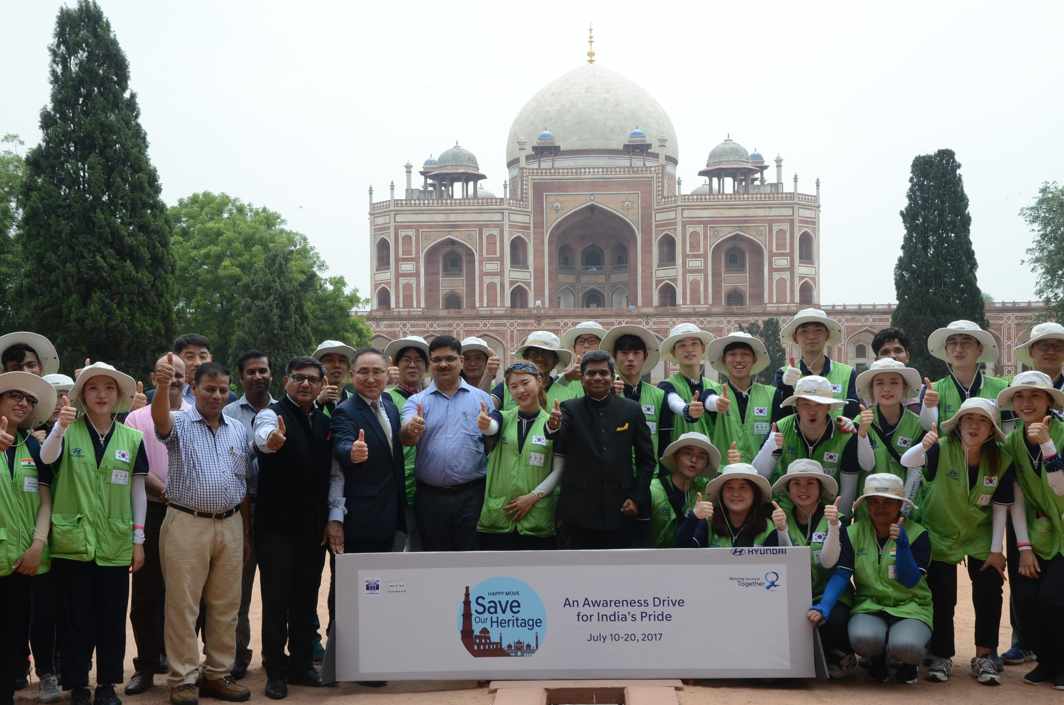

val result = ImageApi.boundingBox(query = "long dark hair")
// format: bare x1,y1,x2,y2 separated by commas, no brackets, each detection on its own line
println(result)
710,479,773,547
948,416,1002,476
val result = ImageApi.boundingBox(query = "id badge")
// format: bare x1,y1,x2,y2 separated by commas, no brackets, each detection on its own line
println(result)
111,469,129,486
647,421,657,434
753,422,770,435
528,452,545,468
23,476,38,493
888,565,897,580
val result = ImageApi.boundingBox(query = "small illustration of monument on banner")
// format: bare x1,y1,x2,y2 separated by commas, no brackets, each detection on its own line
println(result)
459,584,544,658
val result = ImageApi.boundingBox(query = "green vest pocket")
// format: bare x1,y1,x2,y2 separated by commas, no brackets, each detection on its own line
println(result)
98,518,133,565
51,514,88,558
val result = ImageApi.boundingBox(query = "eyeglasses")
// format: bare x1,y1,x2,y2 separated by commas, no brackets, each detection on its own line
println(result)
289,374,323,385
3,390,38,407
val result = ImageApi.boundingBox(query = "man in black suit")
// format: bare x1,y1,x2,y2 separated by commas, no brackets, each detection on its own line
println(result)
546,350,655,549
252,357,333,698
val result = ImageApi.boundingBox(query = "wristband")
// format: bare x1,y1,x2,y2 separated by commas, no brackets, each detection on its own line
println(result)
133,524,145,530
1041,440,1057,458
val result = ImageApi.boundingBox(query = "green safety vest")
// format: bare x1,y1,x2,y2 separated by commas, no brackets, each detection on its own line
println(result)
1004,421,1064,560
870,406,925,481
648,474,708,548
848,517,933,628
631,382,665,460
50,419,144,567
783,508,850,604
477,408,557,538
663,373,720,443
387,387,418,504
776,414,853,487
920,436,1006,563
711,382,775,463
778,359,854,418
500,375,584,412
0,434,50,577
932,373,1009,425
704,516,776,548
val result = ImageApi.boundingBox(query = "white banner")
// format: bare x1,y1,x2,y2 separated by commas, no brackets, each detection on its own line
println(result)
333,547,815,681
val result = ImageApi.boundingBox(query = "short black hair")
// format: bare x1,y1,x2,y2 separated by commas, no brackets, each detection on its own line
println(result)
174,334,210,354
429,335,462,356
1,343,40,368
236,350,269,374
286,356,325,377
613,334,647,355
352,347,387,368
873,328,911,356
394,345,428,365
193,361,230,386
722,341,756,357
580,350,615,375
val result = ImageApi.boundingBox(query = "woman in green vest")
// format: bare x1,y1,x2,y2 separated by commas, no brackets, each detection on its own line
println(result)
997,371,1064,688
772,308,859,422
649,432,720,548
753,375,874,519
491,331,577,411
657,323,719,452
0,371,56,705
920,320,1009,429
477,362,562,550
675,463,788,548
39,363,148,705
898,397,1020,685
831,473,933,684
856,357,927,502
704,331,776,463
602,325,665,458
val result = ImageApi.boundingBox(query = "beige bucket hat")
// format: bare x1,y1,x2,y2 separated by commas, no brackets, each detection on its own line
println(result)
940,397,1005,442
660,432,721,475
996,370,1064,411
599,325,660,376
514,331,572,373
856,357,922,403
71,362,137,414
780,308,842,348
927,320,998,365
1015,322,1064,369
708,331,770,376
560,321,608,351
853,472,915,512
780,375,845,408
460,336,494,357
384,336,429,364
771,458,839,501
0,371,58,428
660,323,713,364
0,332,61,375
703,463,773,504
312,340,357,364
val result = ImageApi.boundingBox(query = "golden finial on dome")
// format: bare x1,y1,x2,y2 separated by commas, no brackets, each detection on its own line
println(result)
587,24,595,64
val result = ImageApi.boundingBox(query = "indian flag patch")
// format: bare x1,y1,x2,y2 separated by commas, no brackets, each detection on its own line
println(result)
19,457,36,468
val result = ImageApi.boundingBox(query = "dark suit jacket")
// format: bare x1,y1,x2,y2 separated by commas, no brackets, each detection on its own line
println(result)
548,394,654,531
331,393,406,543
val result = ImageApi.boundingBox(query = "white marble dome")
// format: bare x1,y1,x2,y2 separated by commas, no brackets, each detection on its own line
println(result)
506,64,679,165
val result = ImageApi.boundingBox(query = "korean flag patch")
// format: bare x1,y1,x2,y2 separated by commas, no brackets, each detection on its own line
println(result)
823,452,839,464
896,436,913,448
114,449,130,463
831,383,842,394
753,406,768,417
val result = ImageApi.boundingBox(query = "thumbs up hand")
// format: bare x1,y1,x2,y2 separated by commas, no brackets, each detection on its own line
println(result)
317,384,340,406
716,386,731,413
266,415,287,450
693,492,714,521
57,397,78,429
922,422,940,451
351,428,369,463
824,496,841,527
771,501,788,532
857,404,873,438
131,381,147,411
485,355,501,381
74,357,92,379
922,378,939,409
771,422,783,450
0,417,13,453
547,399,562,431
782,356,802,387
836,415,856,434
889,516,905,542
688,397,705,420
387,366,400,386
612,374,625,395
405,402,427,440
477,402,493,433
1027,415,1053,446
155,353,175,389
727,441,741,465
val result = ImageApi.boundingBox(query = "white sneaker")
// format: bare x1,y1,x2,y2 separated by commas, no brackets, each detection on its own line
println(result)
38,674,61,704
970,656,1001,686
926,656,952,682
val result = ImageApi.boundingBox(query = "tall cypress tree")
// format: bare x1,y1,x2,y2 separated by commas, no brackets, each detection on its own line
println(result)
891,149,985,378
17,0,174,377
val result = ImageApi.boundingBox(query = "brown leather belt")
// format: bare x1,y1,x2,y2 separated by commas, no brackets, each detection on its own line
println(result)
168,503,240,520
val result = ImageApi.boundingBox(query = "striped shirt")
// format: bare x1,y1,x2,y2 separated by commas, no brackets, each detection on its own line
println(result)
159,406,250,513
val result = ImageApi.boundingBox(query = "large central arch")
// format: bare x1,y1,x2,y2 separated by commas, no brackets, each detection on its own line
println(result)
547,203,639,309
422,237,477,310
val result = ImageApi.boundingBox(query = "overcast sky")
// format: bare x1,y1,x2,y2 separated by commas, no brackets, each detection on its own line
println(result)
3,1,1062,305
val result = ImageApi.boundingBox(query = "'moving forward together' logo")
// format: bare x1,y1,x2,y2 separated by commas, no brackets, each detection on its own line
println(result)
458,577,546,658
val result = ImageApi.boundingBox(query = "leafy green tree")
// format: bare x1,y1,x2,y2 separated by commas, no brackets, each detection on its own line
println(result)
170,191,369,377
0,135,26,330
739,318,786,385
17,1,174,376
1022,182,1064,321
891,149,985,378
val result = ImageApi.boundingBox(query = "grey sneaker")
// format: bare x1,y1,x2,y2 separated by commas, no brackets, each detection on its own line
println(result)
39,674,62,704
827,650,858,679
970,656,1001,686
926,656,952,682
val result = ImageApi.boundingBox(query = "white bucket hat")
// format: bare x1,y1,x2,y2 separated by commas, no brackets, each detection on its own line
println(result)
780,375,845,408
43,373,75,393
71,362,137,414
855,357,922,403
660,323,714,364
703,463,773,505
384,335,429,365
312,340,357,364
0,371,58,428
1015,322,1064,369
460,336,494,357
780,308,842,348
660,432,721,475
0,332,61,375
853,472,915,512
941,397,1005,442
927,320,998,364
997,370,1064,411
560,321,608,351
771,458,839,501
707,331,770,376
514,331,572,372
599,325,660,376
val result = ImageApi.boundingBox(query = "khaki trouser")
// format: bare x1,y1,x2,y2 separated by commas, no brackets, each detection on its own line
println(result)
160,508,243,687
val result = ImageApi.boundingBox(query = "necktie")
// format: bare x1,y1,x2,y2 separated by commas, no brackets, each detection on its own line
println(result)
371,400,393,451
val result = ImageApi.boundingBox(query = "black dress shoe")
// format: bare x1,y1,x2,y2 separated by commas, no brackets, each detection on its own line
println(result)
287,670,322,688
71,688,93,705
94,685,122,705
264,678,287,700
156,657,170,675
355,681,387,688
125,673,154,696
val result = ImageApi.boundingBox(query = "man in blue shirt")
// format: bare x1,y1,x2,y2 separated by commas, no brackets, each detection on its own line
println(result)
401,336,493,551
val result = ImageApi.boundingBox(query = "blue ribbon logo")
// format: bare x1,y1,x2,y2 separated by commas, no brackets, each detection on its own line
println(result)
764,571,781,590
